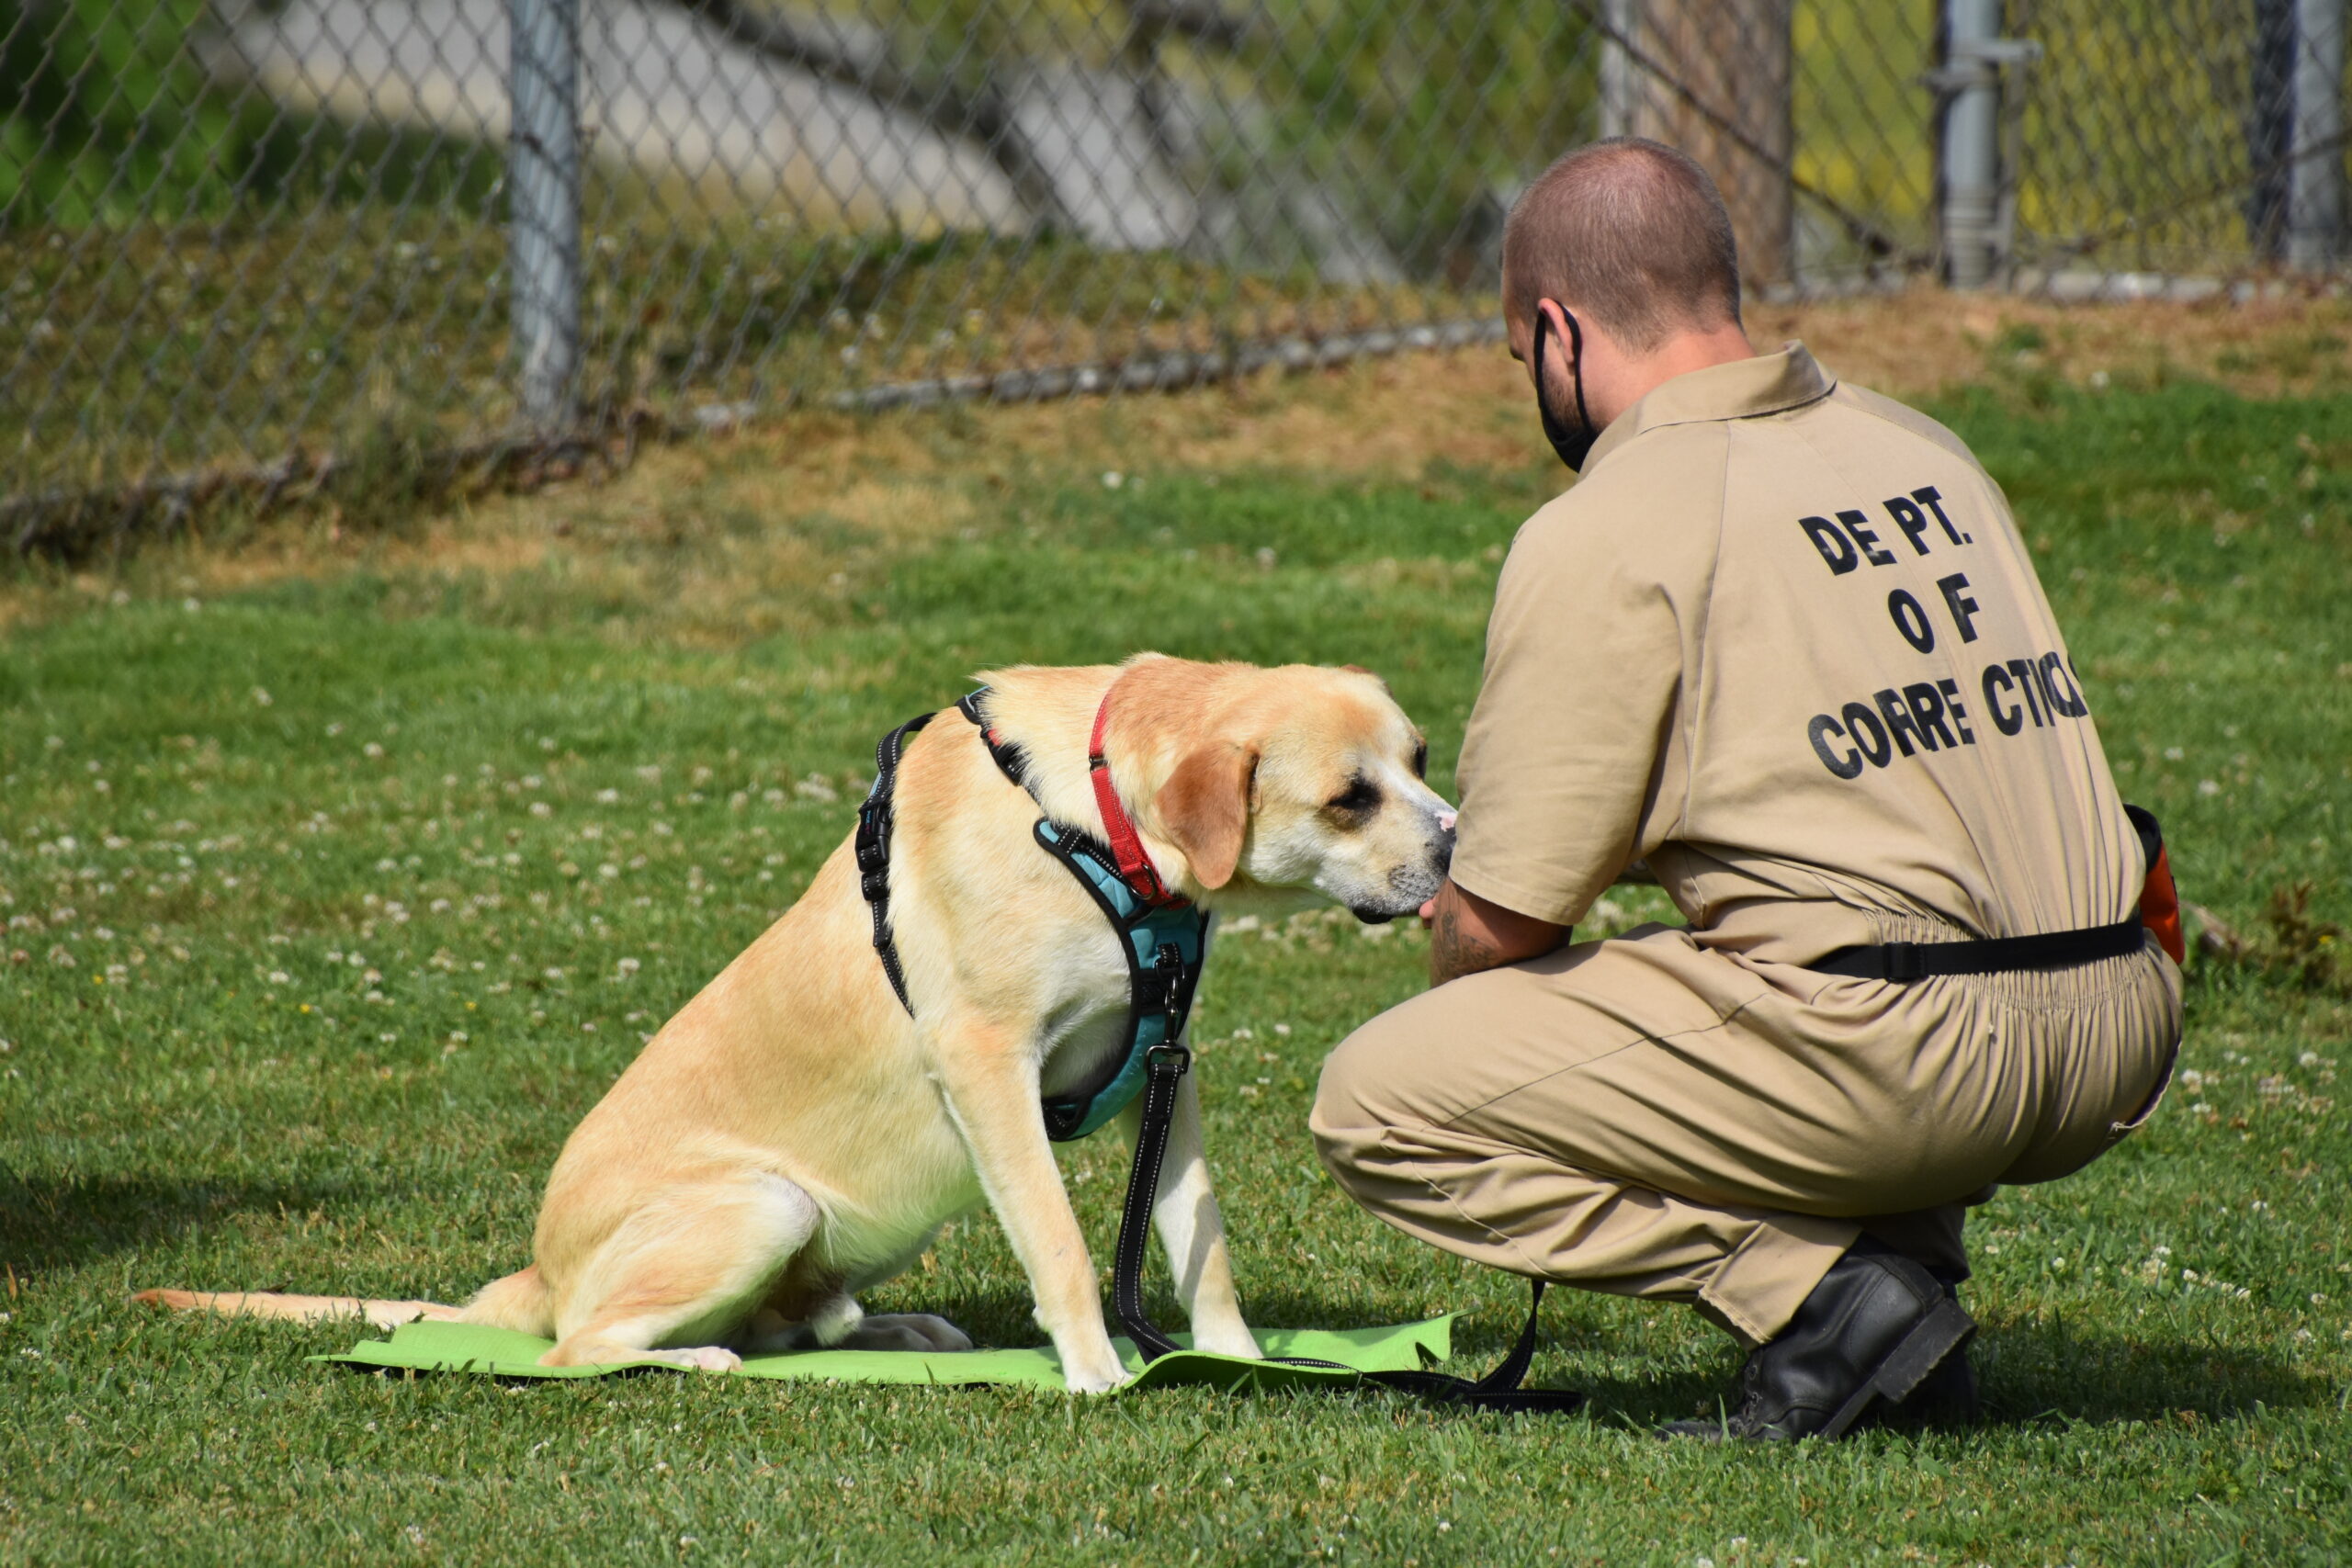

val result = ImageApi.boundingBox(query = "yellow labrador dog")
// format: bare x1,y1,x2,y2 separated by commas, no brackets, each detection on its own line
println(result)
141,655,1454,1392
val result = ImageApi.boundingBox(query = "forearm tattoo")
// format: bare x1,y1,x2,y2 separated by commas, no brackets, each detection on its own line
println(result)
1429,897,1507,987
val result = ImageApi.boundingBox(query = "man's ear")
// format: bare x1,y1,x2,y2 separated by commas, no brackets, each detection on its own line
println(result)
1155,742,1258,890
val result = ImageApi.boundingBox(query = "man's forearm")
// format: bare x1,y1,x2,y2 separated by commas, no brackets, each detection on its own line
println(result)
1426,878,1569,986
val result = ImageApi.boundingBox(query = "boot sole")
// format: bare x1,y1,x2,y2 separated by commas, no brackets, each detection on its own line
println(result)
1817,1299,1977,1442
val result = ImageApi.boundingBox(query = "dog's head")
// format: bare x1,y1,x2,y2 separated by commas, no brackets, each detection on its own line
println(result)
1135,661,1455,922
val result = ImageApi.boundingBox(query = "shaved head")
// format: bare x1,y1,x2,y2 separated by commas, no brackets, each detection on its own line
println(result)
1502,138,1743,353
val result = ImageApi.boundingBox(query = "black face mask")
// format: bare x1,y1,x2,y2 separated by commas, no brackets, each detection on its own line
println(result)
1532,309,1599,472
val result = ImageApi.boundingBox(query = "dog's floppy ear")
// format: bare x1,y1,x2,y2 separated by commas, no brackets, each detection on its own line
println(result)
1155,742,1258,890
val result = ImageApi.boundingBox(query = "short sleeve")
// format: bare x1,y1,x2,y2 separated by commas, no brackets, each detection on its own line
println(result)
1448,446,1716,926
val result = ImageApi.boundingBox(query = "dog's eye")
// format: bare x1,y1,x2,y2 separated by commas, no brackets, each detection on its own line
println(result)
1326,776,1381,818
1410,739,1428,779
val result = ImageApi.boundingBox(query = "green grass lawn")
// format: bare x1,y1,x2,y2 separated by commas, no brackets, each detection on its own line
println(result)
2,371,2348,1564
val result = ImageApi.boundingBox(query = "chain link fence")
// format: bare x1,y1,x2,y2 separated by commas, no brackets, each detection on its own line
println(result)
5,0,2347,554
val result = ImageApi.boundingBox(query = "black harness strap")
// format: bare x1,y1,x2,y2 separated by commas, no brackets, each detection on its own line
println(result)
1114,1042,1584,1414
1812,916,2144,982
956,690,1031,791
855,710,938,1015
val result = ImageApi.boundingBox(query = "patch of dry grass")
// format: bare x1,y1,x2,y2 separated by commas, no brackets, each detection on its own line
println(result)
6,288,2346,640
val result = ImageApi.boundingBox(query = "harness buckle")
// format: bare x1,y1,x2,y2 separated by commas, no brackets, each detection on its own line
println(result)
1882,942,1928,982
1146,1042,1191,1077
1153,941,1186,1026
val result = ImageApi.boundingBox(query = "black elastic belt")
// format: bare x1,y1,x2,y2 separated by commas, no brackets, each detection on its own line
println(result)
1812,917,2145,982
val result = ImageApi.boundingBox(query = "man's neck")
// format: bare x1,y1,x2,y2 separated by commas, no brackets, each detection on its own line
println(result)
1594,323,1758,426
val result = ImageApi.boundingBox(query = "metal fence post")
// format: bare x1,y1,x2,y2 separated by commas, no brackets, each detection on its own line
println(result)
509,0,582,431
1599,0,1641,139
1598,0,1793,286
2289,0,2346,270
1941,0,2003,289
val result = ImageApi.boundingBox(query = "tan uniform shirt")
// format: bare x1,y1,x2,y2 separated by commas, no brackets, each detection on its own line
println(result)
1452,344,2144,965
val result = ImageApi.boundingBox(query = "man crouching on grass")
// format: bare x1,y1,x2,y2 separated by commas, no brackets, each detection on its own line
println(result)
1310,138,2182,1441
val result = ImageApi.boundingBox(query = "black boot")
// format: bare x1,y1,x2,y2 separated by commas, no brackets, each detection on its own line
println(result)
1660,1242,1976,1442
1886,1269,1980,1425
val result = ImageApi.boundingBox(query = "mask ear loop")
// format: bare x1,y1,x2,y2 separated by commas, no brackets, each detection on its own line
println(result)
1558,307,1595,435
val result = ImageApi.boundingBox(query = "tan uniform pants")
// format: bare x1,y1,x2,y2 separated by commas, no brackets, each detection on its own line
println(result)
1311,921,2181,1345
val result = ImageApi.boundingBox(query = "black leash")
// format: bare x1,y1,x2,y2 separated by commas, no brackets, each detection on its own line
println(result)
1114,1040,1585,1413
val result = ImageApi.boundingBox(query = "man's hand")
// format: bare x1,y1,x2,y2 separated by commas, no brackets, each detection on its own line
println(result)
1420,878,1569,987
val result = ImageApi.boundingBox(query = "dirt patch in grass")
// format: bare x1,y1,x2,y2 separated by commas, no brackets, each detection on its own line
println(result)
7,287,2347,634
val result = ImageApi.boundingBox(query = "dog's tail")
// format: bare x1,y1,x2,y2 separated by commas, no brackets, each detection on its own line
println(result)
135,1266,554,1335
458,1266,554,1334
132,1288,465,1330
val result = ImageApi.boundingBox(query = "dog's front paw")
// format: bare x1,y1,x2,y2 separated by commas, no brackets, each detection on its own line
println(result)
1061,1360,1127,1395
1193,1323,1262,1360
1057,1339,1129,1394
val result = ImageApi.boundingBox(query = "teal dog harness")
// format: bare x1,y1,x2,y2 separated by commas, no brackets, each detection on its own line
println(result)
1026,817,1211,1140
854,689,1210,1143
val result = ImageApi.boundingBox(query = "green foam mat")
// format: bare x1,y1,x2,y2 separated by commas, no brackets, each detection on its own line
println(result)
317,1316,1456,1393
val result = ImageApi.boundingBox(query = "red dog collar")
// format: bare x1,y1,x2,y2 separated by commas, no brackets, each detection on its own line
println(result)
1089,685,1189,909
